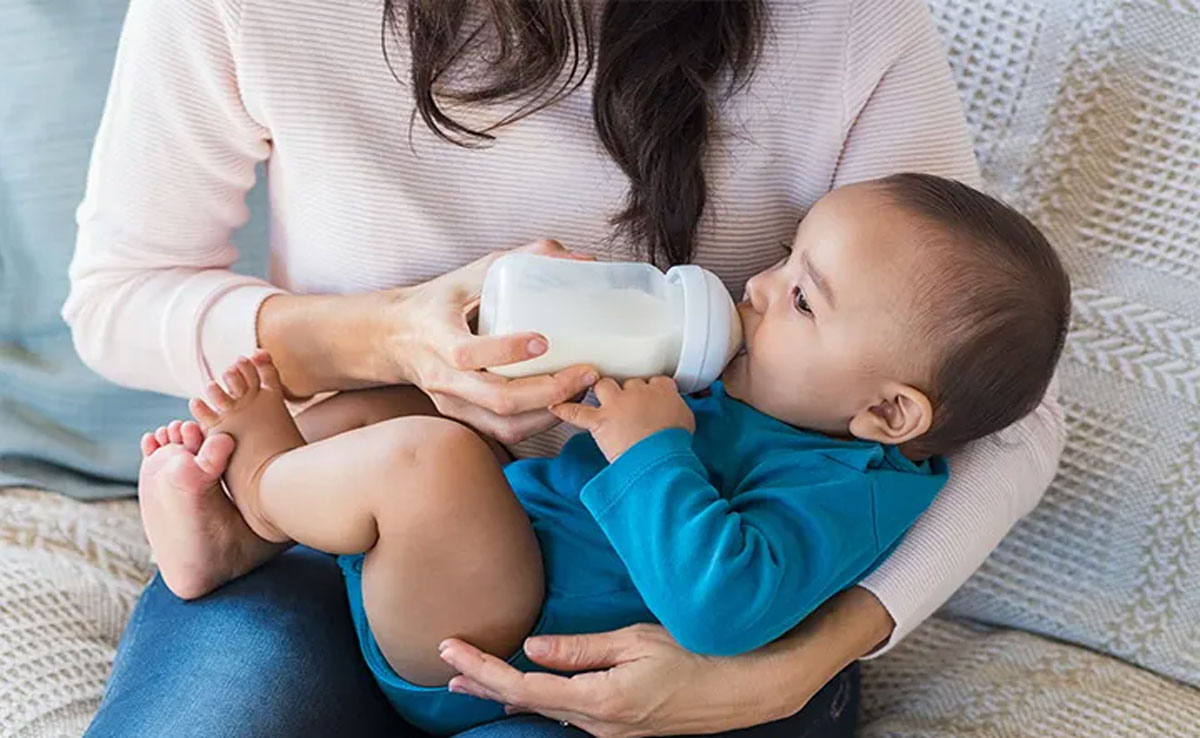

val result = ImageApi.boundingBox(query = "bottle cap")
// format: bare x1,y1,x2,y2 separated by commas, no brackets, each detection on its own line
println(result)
666,265,743,393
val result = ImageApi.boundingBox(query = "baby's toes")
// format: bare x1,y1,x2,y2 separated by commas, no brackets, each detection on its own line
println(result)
141,432,160,458
205,381,234,412
223,366,248,400
250,351,282,392
154,426,170,446
234,356,260,398
167,420,184,445
180,421,206,454
194,433,236,479
189,397,220,428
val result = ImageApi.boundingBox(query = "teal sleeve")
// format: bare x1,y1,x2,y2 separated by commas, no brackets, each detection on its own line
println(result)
579,428,882,656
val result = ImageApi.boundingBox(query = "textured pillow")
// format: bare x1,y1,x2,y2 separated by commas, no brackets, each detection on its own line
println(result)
926,0,1199,688
0,0,268,499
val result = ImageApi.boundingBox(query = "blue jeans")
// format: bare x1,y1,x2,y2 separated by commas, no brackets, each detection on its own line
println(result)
85,547,859,738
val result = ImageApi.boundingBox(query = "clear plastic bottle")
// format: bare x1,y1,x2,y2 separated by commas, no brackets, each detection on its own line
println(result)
477,253,743,393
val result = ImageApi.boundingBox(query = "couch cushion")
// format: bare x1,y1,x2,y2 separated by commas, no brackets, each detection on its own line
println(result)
925,0,1200,688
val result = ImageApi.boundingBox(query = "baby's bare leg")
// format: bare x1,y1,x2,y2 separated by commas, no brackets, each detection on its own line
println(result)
294,385,513,464
193,352,543,687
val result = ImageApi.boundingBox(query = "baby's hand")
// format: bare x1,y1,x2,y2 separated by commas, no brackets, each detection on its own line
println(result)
550,377,695,462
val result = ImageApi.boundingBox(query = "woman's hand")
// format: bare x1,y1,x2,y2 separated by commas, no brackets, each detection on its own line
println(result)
259,239,599,445
377,239,599,444
440,624,774,738
437,587,893,737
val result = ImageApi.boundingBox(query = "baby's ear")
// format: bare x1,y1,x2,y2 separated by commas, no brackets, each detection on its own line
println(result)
848,382,931,446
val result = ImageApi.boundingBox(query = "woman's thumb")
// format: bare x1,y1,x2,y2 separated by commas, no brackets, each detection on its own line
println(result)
518,239,594,261
521,630,633,671
519,238,566,256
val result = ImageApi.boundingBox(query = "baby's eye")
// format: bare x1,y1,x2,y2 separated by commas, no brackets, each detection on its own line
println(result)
792,285,812,315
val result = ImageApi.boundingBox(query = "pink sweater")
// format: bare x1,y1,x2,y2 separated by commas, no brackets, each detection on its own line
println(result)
63,0,1065,654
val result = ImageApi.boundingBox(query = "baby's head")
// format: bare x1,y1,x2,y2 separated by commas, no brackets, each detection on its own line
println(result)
721,173,1070,458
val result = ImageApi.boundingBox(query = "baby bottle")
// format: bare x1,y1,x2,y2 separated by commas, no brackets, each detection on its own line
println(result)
477,253,743,393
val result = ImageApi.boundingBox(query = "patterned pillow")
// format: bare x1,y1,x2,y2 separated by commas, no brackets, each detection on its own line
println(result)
926,0,1199,687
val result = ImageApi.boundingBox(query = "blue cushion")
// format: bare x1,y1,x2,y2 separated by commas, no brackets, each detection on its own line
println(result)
0,0,268,498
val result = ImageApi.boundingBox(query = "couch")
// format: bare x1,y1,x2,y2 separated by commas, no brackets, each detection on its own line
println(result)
1,0,1197,735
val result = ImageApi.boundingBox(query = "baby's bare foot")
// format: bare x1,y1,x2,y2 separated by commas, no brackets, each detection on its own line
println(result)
137,420,284,599
190,351,306,544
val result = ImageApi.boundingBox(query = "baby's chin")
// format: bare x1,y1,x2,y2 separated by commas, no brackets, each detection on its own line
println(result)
719,354,749,400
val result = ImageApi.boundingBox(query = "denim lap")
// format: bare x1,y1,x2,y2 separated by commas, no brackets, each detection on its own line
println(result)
85,547,858,738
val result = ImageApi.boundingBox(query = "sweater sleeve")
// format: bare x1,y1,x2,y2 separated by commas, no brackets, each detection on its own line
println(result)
579,429,890,657
833,0,1066,655
858,376,1065,656
61,0,283,397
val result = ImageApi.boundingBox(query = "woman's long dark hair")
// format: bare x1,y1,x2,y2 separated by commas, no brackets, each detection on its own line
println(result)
383,0,765,266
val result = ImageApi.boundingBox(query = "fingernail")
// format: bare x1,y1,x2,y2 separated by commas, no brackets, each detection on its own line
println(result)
582,372,599,385
524,637,548,658
438,640,451,653
448,681,463,695
528,339,547,356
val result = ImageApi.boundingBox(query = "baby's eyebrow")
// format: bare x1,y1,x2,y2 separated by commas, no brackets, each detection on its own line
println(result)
802,251,836,309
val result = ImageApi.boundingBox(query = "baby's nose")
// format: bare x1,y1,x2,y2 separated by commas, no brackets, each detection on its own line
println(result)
743,277,769,313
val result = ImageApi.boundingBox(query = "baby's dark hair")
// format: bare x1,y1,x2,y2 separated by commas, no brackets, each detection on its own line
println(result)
876,173,1071,458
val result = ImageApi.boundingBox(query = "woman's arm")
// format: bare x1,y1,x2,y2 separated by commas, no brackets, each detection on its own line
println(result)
859,380,1064,652
833,0,1066,654
62,0,593,439
62,0,278,397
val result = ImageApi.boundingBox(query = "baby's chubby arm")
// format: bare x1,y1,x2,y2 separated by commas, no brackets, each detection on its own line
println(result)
554,378,889,657
580,431,885,657
549,376,696,462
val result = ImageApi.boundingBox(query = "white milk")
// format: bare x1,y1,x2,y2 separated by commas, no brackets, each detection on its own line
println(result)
479,253,742,393
486,287,681,379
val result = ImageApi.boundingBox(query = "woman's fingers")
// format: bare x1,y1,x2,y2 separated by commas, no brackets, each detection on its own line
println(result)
441,332,549,371
516,238,568,257
440,640,589,715
442,366,598,418
427,393,561,446
446,675,507,705
519,629,639,672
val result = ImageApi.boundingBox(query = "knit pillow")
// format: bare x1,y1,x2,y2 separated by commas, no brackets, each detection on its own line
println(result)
926,0,1199,687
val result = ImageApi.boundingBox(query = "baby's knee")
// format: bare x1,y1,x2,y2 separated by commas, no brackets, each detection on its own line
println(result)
370,416,485,466
405,416,493,468
370,417,503,515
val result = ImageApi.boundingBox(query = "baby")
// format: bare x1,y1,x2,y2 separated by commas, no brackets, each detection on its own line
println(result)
138,173,1069,734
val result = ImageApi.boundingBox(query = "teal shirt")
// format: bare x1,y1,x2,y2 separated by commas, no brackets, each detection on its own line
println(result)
520,381,948,657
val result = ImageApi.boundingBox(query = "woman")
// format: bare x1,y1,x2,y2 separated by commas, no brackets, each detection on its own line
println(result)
65,0,1065,735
